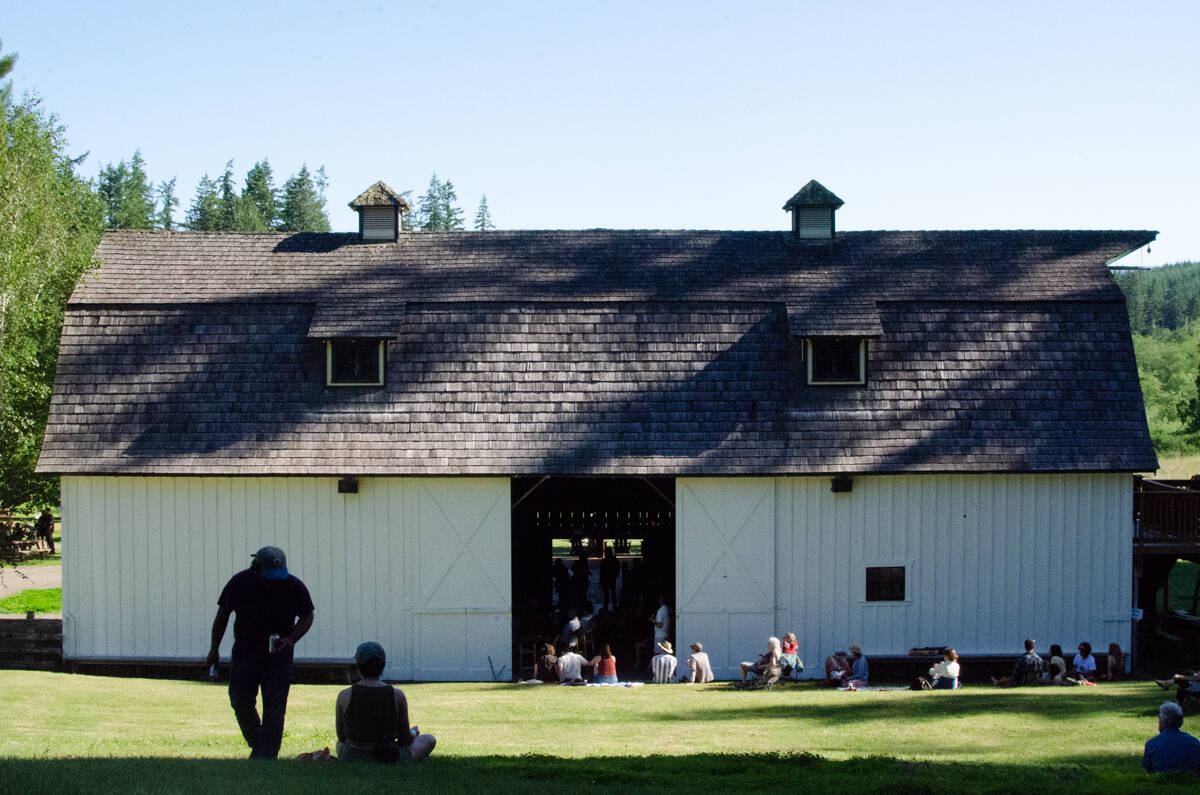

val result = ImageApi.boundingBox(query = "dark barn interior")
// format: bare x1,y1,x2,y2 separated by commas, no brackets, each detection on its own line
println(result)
511,477,675,679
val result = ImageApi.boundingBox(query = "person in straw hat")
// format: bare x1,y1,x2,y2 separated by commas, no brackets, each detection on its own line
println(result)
651,640,677,683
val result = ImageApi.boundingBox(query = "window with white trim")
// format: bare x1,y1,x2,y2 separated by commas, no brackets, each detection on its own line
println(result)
865,566,905,602
806,337,866,385
326,339,384,386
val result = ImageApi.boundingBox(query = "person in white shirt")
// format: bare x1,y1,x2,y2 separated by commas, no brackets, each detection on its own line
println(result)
556,647,588,683
634,594,671,669
1071,642,1097,682
926,648,960,690
651,641,677,684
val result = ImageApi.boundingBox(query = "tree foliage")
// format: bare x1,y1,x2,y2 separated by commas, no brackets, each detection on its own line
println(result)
0,46,104,510
474,194,494,231
413,173,465,232
185,173,220,231
1114,262,1200,336
279,164,330,233
156,177,177,230
97,150,155,229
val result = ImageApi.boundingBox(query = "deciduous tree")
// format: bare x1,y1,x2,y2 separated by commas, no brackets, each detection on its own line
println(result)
0,44,104,510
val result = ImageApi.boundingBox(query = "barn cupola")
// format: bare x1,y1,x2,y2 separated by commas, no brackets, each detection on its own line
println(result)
783,180,844,241
349,181,411,242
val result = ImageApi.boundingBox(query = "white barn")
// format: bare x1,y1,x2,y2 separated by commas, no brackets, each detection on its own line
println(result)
38,181,1156,680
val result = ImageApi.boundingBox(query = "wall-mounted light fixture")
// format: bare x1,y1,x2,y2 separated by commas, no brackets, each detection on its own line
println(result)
338,476,359,494
830,475,853,493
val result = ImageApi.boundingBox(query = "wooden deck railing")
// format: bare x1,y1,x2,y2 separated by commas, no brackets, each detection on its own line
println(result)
1134,477,1200,542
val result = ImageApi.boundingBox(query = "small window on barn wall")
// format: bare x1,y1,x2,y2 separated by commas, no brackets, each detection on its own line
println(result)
326,339,384,386
806,337,866,385
865,566,905,602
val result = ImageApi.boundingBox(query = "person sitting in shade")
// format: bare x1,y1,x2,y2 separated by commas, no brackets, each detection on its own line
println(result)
846,644,868,689
1044,644,1067,685
533,643,557,682
779,632,804,680
1069,642,1097,682
1106,643,1125,681
651,640,678,684
1156,668,1200,704
1143,701,1200,774
992,639,1044,687
685,642,715,684
336,642,436,763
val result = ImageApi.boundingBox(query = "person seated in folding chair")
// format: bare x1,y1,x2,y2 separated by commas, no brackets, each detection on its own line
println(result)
738,637,782,689
1157,668,1200,709
920,648,961,690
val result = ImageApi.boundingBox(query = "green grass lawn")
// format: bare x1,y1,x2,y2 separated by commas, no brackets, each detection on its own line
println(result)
1158,560,1200,615
0,673,1195,793
0,587,61,614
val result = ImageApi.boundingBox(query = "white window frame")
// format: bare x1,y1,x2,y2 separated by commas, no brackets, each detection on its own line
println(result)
326,339,385,387
806,338,866,385
859,559,915,606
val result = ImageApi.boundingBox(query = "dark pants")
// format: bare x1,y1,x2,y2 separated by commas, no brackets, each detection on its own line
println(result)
228,650,293,759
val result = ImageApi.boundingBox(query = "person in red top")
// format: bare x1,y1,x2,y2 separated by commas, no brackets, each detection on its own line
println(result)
590,644,619,684
780,632,804,680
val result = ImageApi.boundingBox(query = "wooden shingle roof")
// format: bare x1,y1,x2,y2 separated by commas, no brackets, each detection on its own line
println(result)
37,227,1157,476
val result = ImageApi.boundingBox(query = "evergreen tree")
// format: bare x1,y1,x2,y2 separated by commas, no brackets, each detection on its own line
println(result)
242,159,278,230
474,194,494,231
1,49,105,510
279,164,330,232
97,150,155,229
185,173,220,231
414,173,446,231
156,177,177,230
399,189,415,232
438,178,465,231
217,160,238,232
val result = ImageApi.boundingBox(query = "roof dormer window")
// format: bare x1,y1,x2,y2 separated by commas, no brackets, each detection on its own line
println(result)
806,337,866,385
327,339,385,386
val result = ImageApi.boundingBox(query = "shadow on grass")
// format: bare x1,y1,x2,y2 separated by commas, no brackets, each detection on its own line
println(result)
640,685,1162,725
1,752,1195,794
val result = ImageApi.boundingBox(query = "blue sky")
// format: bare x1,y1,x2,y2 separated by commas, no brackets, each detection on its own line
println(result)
5,1,1196,266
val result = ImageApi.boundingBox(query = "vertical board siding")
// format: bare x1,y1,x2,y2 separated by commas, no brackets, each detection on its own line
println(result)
61,476,511,680
780,473,1132,676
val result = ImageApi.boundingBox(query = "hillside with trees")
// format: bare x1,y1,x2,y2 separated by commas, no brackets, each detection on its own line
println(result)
1114,262,1200,456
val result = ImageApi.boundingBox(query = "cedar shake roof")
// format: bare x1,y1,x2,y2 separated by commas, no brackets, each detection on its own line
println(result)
348,181,410,210
783,180,845,210
37,227,1158,476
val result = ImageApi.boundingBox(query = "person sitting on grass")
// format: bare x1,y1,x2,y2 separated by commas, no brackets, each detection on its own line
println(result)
738,637,782,686
846,644,868,689
590,644,619,684
779,632,803,680
923,648,960,690
992,639,1043,687
556,644,589,684
651,641,678,684
1143,701,1200,774
1106,643,1125,681
685,642,715,683
1044,644,1067,685
1069,642,1097,682
824,650,852,686
533,643,557,682
336,642,436,763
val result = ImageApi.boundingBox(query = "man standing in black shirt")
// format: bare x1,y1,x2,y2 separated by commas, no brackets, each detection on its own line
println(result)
206,546,314,759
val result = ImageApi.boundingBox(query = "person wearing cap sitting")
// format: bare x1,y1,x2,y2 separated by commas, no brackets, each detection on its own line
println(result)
206,545,315,759
846,644,869,689
651,640,678,683
336,642,436,763
685,642,715,683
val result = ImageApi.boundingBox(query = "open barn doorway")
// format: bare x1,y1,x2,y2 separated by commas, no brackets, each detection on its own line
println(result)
511,477,675,680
